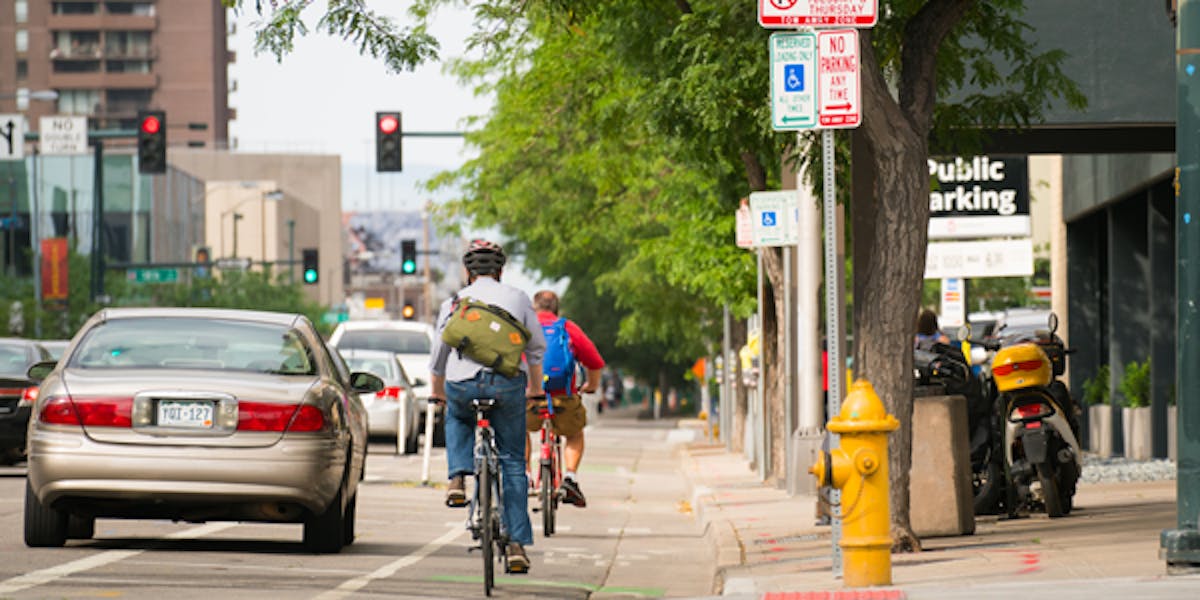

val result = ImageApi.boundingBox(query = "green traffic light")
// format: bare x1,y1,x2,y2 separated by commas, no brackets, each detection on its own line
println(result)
402,260,416,274
304,269,318,283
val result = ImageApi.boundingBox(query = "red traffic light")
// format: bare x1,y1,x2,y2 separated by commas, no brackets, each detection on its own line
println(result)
378,115,399,135
140,115,161,135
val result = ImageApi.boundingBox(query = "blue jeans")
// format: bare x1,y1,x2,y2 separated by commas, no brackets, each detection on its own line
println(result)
445,371,533,546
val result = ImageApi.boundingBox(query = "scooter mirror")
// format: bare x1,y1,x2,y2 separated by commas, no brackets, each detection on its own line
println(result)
1048,312,1059,334
957,324,970,340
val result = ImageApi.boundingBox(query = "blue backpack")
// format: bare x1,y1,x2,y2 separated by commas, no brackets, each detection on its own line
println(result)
541,318,577,392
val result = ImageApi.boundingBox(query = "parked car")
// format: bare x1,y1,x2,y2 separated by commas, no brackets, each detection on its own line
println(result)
0,338,53,465
38,339,71,362
339,348,422,453
23,307,381,553
330,320,443,446
989,308,1053,342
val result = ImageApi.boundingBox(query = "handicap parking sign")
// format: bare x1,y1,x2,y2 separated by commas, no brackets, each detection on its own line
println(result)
784,65,805,92
761,211,777,227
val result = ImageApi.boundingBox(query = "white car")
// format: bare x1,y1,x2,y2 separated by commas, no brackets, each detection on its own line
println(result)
329,321,444,446
338,349,422,454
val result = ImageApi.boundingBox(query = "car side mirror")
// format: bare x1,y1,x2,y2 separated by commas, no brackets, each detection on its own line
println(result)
349,371,385,394
26,360,57,382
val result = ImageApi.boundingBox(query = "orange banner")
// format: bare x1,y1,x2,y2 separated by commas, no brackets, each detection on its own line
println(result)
41,238,69,302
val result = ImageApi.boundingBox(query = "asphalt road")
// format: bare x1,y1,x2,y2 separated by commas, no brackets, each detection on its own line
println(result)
0,407,714,599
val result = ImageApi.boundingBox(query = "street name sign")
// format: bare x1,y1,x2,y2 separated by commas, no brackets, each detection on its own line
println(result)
38,116,87,155
924,239,1034,280
759,0,878,28
216,257,252,271
750,190,800,247
0,114,25,160
127,268,179,284
817,29,861,128
770,32,817,131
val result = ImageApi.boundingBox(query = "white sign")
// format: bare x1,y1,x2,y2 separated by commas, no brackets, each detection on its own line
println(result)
750,190,800,247
0,114,25,160
216,257,252,270
929,215,1031,239
736,201,754,248
924,239,1034,280
770,32,817,131
817,29,860,129
38,116,87,155
759,0,878,28
940,277,965,328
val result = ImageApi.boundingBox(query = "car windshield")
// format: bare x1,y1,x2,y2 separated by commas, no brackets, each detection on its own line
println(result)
70,317,316,374
345,356,398,380
338,330,430,354
993,313,1051,341
0,343,29,377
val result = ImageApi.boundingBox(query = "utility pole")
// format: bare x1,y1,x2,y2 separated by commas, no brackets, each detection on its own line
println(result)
1164,0,1200,573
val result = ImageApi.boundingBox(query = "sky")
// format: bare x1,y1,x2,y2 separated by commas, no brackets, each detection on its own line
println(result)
225,3,564,294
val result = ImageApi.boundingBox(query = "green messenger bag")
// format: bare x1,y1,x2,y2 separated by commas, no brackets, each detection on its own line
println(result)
440,296,531,378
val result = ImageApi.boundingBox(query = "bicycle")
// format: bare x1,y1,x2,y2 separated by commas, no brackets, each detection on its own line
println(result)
529,396,565,536
463,396,521,596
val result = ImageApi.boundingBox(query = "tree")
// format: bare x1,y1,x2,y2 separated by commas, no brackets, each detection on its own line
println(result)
237,0,1084,551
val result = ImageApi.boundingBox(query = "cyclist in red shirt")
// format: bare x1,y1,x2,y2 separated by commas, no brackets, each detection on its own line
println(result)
526,290,604,507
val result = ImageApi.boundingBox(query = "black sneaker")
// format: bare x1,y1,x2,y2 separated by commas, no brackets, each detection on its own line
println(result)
560,478,587,508
506,543,530,574
445,475,467,508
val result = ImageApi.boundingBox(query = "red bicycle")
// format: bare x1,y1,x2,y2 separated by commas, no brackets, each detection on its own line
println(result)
529,397,564,536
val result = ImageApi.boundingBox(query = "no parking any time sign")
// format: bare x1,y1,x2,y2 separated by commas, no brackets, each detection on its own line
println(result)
817,29,860,128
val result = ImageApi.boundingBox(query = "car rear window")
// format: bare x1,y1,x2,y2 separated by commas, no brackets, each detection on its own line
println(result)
338,330,430,354
0,343,29,377
70,317,316,374
345,356,398,380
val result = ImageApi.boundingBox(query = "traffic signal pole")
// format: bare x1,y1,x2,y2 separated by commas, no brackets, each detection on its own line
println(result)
90,139,105,302
1164,0,1200,573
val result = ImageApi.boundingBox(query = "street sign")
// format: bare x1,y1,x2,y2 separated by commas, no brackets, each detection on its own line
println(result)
736,200,754,248
127,268,179,284
38,116,87,155
215,257,252,270
770,32,817,131
817,29,861,129
750,190,800,247
924,239,1034,280
940,277,965,328
759,0,878,28
0,114,25,160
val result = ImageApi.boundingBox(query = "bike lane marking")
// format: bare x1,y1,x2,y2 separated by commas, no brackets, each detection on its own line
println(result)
311,525,463,600
0,521,235,595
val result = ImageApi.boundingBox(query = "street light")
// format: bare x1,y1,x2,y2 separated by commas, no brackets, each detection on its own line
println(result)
217,187,282,261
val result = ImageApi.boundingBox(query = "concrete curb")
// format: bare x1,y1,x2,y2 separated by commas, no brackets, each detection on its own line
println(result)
678,441,743,596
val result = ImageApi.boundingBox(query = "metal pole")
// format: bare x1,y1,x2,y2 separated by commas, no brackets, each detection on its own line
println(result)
31,147,41,338
723,305,733,451
1164,0,1200,572
423,201,433,322
232,213,241,258
756,249,766,480
822,129,844,578
287,219,295,283
90,140,104,302
7,171,15,277
784,245,794,490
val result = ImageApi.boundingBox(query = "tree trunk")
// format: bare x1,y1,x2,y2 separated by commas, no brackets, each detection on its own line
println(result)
761,246,789,483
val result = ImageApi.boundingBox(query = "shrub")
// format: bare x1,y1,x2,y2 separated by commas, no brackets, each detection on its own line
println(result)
1119,359,1151,408
1082,364,1110,406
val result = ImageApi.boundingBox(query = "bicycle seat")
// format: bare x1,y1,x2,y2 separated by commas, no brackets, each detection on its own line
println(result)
471,398,497,411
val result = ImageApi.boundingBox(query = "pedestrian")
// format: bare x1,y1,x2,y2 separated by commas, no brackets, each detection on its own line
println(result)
915,308,950,350
428,239,546,574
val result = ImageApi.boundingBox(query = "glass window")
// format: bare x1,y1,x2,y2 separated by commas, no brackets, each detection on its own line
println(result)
0,343,32,378
345,356,399,381
16,87,29,110
15,30,28,53
71,317,318,374
54,2,98,15
57,89,99,115
105,31,152,58
15,60,27,82
335,330,431,354
106,2,154,16
15,0,28,23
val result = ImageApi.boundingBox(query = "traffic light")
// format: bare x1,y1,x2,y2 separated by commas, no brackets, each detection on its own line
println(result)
400,239,417,274
375,111,401,172
402,303,416,320
137,110,166,174
301,248,319,284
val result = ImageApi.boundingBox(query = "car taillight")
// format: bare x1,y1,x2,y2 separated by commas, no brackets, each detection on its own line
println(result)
39,395,133,427
375,386,404,402
237,402,326,432
992,359,1044,377
18,387,38,407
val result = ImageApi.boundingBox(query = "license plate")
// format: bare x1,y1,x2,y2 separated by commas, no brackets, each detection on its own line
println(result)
157,400,214,428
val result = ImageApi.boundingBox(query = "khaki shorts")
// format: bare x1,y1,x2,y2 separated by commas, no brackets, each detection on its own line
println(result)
526,394,587,437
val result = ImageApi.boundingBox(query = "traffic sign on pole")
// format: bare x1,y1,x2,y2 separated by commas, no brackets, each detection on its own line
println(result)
770,32,817,131
38,116,87,155
817,29,861,129
0,115,24,160
759,0,878,28
750,190,800,247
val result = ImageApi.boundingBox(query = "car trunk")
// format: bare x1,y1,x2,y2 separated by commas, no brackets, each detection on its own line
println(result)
59,369,318,447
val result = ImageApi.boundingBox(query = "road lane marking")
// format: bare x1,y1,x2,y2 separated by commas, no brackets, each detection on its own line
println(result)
429,574,666,597
312,525,463,600
0,522,235,595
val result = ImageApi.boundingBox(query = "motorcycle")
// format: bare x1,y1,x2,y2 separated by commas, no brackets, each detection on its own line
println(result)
973,313,1081,518
913,337,1006,515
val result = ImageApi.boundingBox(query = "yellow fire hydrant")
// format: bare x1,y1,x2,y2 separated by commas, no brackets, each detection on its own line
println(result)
809,379,900,587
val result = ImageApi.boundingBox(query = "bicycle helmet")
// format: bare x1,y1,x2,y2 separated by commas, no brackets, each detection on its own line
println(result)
462,238,507,275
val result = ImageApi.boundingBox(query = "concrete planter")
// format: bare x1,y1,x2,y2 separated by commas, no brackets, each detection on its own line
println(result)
1169,405,1177,462
1088,404,1113,457
1122,406,1153,460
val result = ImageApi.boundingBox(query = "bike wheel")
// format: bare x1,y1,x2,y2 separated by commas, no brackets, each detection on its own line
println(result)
479,464,495,596
1037,463,1066,518
541,463,556,536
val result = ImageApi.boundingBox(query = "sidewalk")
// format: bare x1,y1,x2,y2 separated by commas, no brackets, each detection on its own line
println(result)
676,419,1200,599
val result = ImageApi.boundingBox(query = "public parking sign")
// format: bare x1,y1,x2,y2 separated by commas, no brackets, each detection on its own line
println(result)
38,116,87,155
770,32,817,131
759,0,878,28
817,29,860,128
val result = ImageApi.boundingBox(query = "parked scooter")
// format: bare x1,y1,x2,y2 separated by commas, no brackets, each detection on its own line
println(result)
972,313,1081,518
913,337,1005,515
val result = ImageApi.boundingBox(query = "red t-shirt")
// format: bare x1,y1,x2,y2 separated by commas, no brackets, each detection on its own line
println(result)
537,311,605,394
